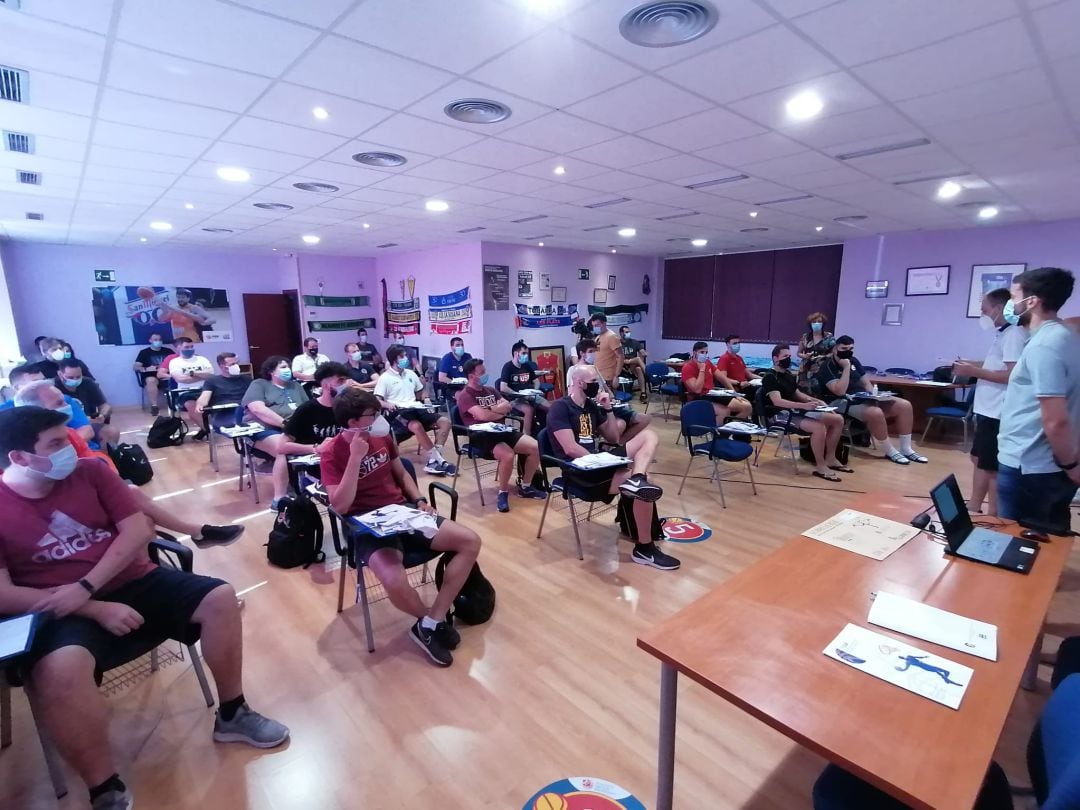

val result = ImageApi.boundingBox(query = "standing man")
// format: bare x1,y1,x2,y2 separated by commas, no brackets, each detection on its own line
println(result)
589,313,624,390
953,289,1028,515
56,360,120,449
168,337,213,439
715,334,761,393
133,333,172,416
499,341,549,436
681,342,752,420
996,267,1080,533
291,337,329,383
618,324,648,403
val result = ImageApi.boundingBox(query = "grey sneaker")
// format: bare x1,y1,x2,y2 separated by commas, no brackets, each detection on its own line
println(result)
92,789,133,810
213,703,290,748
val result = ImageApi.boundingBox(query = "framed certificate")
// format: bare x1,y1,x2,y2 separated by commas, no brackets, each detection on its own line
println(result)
905,265,950,296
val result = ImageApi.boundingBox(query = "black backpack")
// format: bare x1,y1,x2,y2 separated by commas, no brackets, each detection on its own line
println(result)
146,416,187,448
434,552,495,625
266,497,325,569
108,443,154,486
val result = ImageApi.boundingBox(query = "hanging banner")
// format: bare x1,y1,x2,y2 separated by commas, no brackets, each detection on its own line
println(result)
586,302,649,326
302,294,370,307
428,287,469,308
427,286,472,335
515,303,579,328
306,318,376,332
383,277,421,335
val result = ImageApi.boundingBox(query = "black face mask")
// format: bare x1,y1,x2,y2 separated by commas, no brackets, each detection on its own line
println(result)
583,381,600,398
836,349,854,360
308,347,319,356
778,357,792,369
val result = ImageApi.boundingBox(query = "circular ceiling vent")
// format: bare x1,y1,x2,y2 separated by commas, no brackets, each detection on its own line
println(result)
352,151,408,167
253,202,294,210
739,227,769,233
833,215,867,223
202,227,234,233
293,182,339,193
444,98,512,124
619,1,718,48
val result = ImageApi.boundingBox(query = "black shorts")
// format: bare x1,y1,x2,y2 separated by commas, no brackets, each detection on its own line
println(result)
613,404,639,424
343,511,446,565
971,415,1001,471
18,567,227,682
395,407,441,432
174,389,201,406
468,429,523,457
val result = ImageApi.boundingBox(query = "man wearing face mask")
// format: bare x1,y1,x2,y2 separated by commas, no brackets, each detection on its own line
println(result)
589,313,624,390
568,339,652,443
133,333,172,417
499,340,549,436
34,337,69,379
55,360,119,449
457,358,546,513
374,346,456,476
4,366,94,443
241,356,310,510
681,342,753,421
291,337,329,383
169,337,214,439
618,324,648,404
436,337,472,403
996,267,1080,533
281,362,353,468
715,334,761,393
323,389,482,667
195,353,253,431
354,328,384,372
343,341,379,389
952,288,1029,515
547,365,679,571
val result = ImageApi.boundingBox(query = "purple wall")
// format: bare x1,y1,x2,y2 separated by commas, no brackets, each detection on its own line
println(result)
836,219,1080,371
296,253,378,363
1,241,297,405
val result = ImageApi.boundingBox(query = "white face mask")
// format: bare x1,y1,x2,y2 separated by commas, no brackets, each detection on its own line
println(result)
227,364,242,376
979,314,996,332
26,444,79,481
366,415,391,438
48,348,65,361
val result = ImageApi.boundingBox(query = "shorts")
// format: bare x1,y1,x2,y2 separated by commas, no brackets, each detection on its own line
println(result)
343,508,446,565
18,567,226,682
835,399,893,421
395,407,441,432
511,395,546,410
467,429,524,456
971,415,1001,471
248,426,282,443
174,389,201,406
769,410,823,430
139,371,159,383
613,404,639,424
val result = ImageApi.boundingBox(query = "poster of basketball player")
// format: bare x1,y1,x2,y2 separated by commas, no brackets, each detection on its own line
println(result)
92,285,233,346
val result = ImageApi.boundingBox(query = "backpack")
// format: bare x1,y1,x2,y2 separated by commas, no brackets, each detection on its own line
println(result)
108,443,154,486
266,497,325,569
434,553,495,625
146,415,187,448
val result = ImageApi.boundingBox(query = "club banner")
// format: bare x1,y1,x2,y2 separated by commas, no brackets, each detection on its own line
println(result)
307,318,376,332
383,277,421,335
515,303,579,328
428,287,469,308
430,320,472,335
302,294,370,307
586,302,649,326
427,286,472,336
92,285,233,346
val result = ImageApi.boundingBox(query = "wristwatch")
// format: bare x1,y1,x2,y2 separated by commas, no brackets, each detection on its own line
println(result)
77,578,97,595
415,496,428,504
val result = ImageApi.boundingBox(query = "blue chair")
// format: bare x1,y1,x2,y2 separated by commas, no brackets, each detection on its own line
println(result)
752,383,808,473
447,404,515,506
677,400,758,507
923,374,975,445
861,365,879,374
644,361,681,419
884,367,917,377
812,761,1012,810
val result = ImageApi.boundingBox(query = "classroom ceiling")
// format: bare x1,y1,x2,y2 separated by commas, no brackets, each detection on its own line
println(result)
0,0,1077,258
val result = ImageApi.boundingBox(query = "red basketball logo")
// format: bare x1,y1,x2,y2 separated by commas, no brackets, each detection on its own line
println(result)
660,517,712,543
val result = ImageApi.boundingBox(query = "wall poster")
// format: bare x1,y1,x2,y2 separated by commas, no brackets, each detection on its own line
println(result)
483,264,510,311
92,285,233,345
518,269,534,299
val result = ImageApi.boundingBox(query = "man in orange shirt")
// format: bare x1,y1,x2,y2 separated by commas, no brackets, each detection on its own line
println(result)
589,313,624,389
681,341,752,421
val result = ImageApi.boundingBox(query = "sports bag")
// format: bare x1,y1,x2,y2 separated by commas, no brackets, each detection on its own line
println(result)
108,443,154,486
146,416,186,448
434,552,495,625
266,497,325,569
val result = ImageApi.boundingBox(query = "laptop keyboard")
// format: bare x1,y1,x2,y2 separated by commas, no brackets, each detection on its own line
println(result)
959,528,1013,562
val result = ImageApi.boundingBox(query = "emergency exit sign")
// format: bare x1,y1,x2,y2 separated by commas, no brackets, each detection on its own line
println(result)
94,269,116,282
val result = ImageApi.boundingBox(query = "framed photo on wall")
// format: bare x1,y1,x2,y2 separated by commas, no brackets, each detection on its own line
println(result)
593,288,608,304
905,265,950,296
865,280,889,299
607,274,616,291
882,303,904,326
578,268,590,280
529,345,566,400
967,263,1026,317
550,286,566,302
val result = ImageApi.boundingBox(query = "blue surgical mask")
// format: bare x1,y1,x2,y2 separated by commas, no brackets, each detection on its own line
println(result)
592,326,602,335
150,340,163,349
811,322,823,333
63,377,82,388
397,356,411,370
479,373,490,385
181,348,195,358
1003,297,1029,327
696,352,709,363
57,404,74,419
584,352,596,365
351,350,363,362
63,351,72,359
517,352,529,364
622,332,631,340
278,367,293,381
729,343,741,354
453,346,464,357
28,444,79,481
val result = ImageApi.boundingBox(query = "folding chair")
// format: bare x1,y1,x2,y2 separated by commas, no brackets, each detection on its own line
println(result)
1,536,215,799
883,366,916,377
447,404,520,506
923,374,975,445
644,361,681,419
752,385,808,473
676,400,758,507
201,403,242,472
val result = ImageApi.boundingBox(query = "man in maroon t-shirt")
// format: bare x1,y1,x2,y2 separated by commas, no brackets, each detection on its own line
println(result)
0,407,288,810
455,358,546,514
681,341,752,421
322,389,482,668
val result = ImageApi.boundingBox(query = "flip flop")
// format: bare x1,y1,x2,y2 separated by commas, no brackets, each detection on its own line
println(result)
828,464,855,473
813,470,842,482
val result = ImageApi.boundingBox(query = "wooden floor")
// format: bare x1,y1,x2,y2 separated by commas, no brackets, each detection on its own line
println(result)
2,406,1077,810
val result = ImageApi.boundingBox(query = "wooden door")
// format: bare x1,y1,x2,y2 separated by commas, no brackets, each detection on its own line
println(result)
242,293,298,372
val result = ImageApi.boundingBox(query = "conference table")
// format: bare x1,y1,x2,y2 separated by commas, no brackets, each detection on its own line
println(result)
637,491,1070,810
867,374,971,434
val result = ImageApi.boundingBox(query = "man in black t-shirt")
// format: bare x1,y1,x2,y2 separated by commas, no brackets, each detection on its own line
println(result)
133,332,172,416
498,340,549,436
618,324,648,403
195,352,253,429
282,362,351,459
354,327,383,371
343,341,379,389
547,365,679,571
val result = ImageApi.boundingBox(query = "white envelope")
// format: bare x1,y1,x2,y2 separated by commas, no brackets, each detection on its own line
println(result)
868,591,997,661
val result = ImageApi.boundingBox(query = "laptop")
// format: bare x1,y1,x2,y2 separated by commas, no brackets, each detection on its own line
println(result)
929,474,1039,573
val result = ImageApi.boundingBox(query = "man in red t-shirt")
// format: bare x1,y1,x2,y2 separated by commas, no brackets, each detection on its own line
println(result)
680,341,752,421
0,407,288,810
715,333,761,394
322,389,482,668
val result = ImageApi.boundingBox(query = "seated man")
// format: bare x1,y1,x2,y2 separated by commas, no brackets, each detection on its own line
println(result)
374,346,456,476
57,339,95,380
547,365,680,571
133,332,172,414
762,344,850,482
323,390,481,667
343,342,379,389
354,327,383,372
499,340,550,436
715,334,761,393
817,335,928,465
0,407,286,810
168,337,214,439
567,339,651,443
240,356,310,509
457,358,546,513
56,359,120,448
195,352,253,431
281,362,352,472
7,371,94,443
619,324,648,403
291,337,329,383
437,337,471,401
681,342,752,420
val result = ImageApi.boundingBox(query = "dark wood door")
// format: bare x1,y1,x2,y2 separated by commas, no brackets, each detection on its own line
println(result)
242,293,298,372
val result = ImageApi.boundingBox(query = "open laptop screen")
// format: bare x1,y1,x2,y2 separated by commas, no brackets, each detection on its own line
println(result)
930,474,973,549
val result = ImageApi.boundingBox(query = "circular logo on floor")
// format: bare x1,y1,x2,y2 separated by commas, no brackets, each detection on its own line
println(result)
660,516,713,543
524,778,646,810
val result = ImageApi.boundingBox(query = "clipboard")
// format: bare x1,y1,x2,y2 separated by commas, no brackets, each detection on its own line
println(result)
0,612,42,664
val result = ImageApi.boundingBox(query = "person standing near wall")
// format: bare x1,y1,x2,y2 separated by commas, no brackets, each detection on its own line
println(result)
797,312,835,392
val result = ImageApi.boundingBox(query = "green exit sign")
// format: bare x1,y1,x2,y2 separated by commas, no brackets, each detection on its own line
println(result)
94,269,116,282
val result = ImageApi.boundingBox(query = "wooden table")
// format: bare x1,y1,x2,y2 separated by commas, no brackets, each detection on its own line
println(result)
638,491,1070,810
867,375,970,434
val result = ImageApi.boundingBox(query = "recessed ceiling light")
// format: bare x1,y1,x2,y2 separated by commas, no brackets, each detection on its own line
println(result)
977,206,999,220
216,166,250,183
272,247,278,251
538,241,544,246
619,1,719,48
553,165,566,175
617,227,636,237
301,234,321,245
785,90,824,121
184,202,194,210
293,181,339,193
352,151,407,167
936,180,962,199
611,249,617,253
425,199,449,212
149,221,172,231
139,237,147,242
749,210,758,218
444,99,512,124
312,106,329,120
691,238,708,247
815,225,824,232
362,222,370,229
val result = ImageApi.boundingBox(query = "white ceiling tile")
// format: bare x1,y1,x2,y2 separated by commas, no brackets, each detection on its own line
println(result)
850,144,969,180
222,117,349,157
922,101,1074,149
246,83,393,137
1029,0,1080,60
499,112,622,153
286,36,453,108
439,186,511,205
20,73,99,117
564,76,713,133
30,137,88,163
0,152,82,178
357,114,485,157
19,0,115,35
92,121,212,158
321,139,434,172
514,157,608,182
659,25,836,104
87,144,192,174
469,28,643,108
405,160,500,184
0,11,105,79
744,150,842,180
471,173,554,194
344,187,425,207
574,170,657,193
82,163,177,187
783,164,873,189
698,132,806,166
896,68,1056,126
633,154,724,182
282,158,391,188
569,135,677,169
367,174,457,196
227,0,360,27
637,108,766,152
1,106,92,143
728,72,881,132
447,138,555,170
201,142,312,173
765,0,844,18
97,89,236,137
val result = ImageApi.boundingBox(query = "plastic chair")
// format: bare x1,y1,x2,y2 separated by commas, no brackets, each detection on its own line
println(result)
923,375,975,445
676,400,758,507
883,367,916,377
811,761,1012,810
752,383,808,473
0,536,215,799
644,361,681,419
447,404,506,506
134,370,149,412
861,365,878,374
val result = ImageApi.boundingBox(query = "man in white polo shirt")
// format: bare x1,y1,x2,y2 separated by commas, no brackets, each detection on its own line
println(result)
291,337,330,382
953,288,1028,515
168,336,213,438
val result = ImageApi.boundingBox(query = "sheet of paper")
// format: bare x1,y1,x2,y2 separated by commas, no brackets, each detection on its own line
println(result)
219,424,263,437
468,422,514,433
571,452,632,470
717,420,764,434
868,592,998,661
352,503,439,538
802,509,920,560
515,388,545,396
0,614,35,662
288,454,321,466
824,623,973,709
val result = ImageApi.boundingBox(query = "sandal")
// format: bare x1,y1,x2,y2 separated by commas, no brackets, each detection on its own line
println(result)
886,451,911,465
828,464,854,474
813,470,842,482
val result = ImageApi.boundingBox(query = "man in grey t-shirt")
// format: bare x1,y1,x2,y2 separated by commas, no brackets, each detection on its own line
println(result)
997,267,1080,533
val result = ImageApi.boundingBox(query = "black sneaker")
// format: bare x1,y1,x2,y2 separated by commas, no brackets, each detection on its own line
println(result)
149,405,159,417
632,543,681,570
619,473,663,502
434,618,460,650
194,524,245,547
410,619,453,666
192,429,208,441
